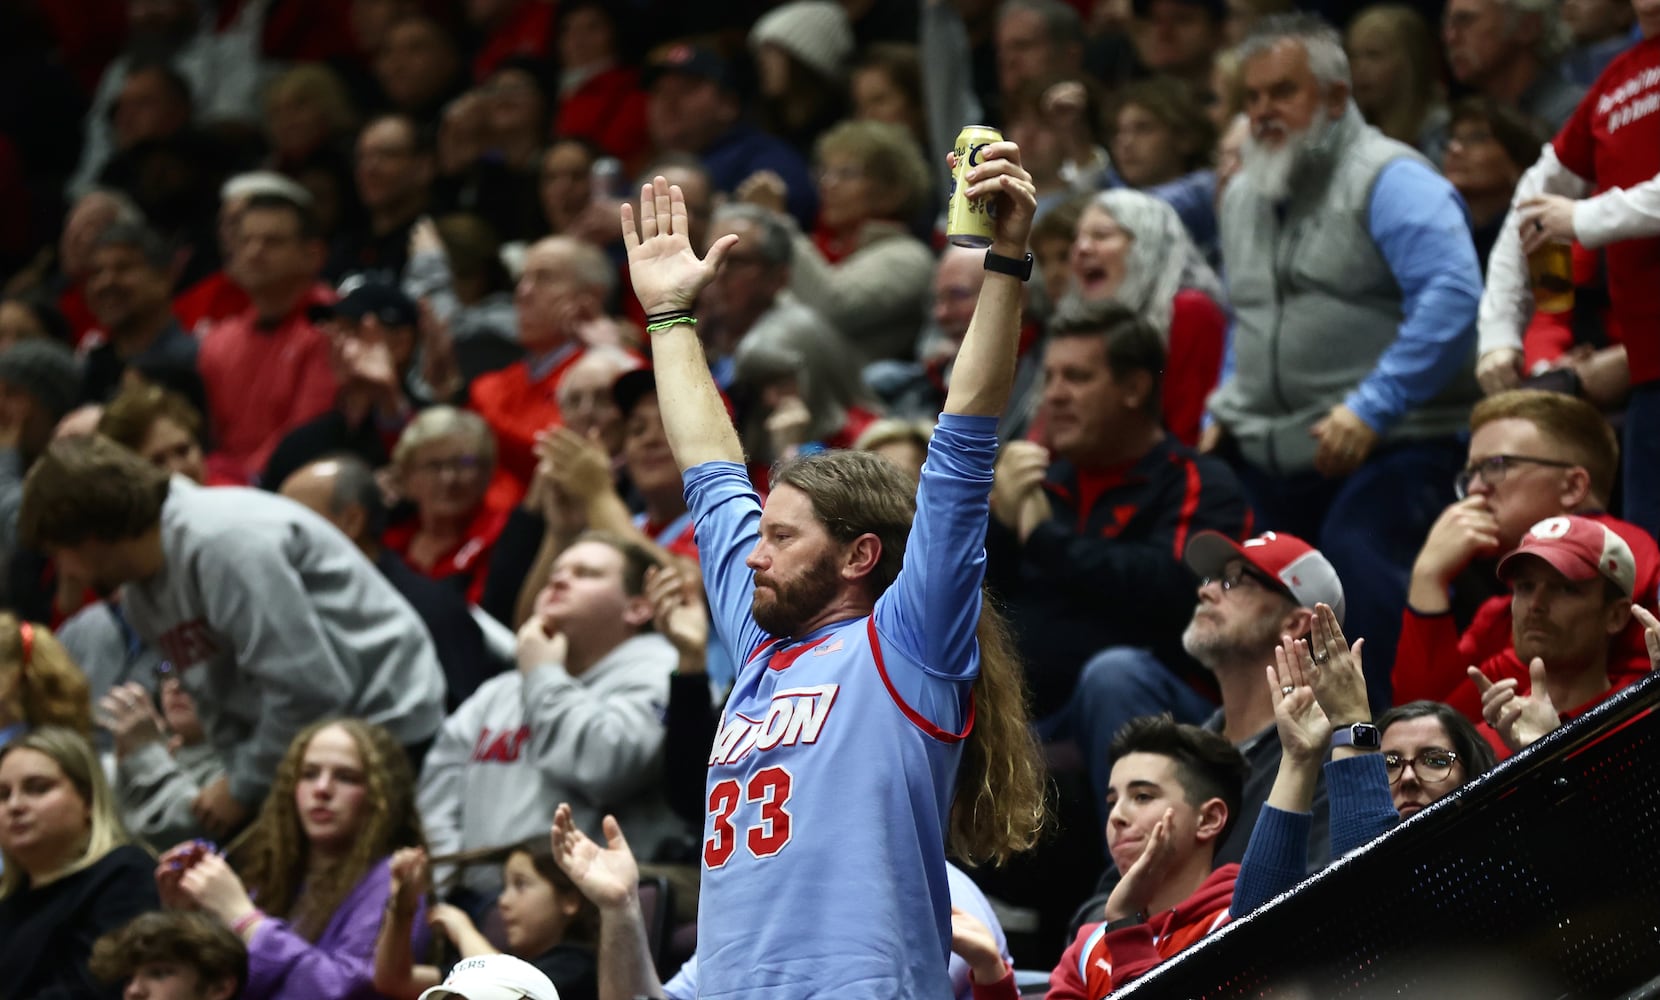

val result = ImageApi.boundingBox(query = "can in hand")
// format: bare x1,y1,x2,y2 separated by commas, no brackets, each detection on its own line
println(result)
948,125,1003,248
1527,242,1574,314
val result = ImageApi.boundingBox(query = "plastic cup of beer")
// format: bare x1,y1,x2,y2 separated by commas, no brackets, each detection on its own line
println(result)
1527,242,1574,314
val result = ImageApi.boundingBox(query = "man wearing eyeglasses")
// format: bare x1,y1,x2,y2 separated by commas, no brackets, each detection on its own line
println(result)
1395,390,1659,720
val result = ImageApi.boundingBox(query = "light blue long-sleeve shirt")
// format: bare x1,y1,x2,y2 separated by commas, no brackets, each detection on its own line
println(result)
1343,159,1482,435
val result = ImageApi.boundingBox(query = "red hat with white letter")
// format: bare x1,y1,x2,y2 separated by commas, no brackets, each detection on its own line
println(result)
1497,515,1637,597
1185,529,1346,625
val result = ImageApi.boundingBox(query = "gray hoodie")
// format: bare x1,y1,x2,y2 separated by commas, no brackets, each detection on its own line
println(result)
417,633,680,896
122,479,447,805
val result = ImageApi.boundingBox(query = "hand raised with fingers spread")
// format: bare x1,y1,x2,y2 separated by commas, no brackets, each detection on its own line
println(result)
620,176,739,314
1305,603,1370,727
1467,658,1560,752
550,802,638,912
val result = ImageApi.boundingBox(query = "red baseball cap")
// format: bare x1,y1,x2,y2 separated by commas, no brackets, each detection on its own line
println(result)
1185,530,1346,625
1497,515,1636,596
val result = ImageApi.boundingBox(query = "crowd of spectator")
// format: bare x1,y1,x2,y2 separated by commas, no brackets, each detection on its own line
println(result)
1,0,1659,995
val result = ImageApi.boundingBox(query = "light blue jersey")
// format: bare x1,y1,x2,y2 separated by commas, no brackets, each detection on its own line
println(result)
683,413,997,999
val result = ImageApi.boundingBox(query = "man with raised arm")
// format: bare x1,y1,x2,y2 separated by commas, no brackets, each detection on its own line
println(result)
611,151,1047,998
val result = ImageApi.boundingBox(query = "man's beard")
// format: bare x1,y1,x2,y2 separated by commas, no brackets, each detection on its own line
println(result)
1181,607,1284,671
1241,116,1333,202
751,549,843,637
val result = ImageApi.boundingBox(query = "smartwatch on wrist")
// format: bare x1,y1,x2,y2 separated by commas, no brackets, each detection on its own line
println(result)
1103,911,1147,933
1331,722,1381,750
983,249,1034,281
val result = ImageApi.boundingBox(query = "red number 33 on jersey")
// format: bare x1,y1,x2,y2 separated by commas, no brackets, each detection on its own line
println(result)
704,766,794,868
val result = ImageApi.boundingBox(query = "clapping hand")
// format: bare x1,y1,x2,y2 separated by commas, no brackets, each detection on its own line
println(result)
646,564,707,666
1268,635,1332,765
1633,605,1660,671
1468,658,1560,752
1303,603,1371,727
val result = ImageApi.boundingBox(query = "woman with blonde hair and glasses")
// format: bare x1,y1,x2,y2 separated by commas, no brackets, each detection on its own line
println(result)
387,406,513,604
737,119,936,360
157,717,427,1000
0,726,159,997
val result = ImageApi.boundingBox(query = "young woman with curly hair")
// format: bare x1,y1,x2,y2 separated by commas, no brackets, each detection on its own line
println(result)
157,718,427,1000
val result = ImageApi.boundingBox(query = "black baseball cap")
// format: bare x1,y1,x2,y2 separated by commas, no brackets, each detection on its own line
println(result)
310,280,418,328
644,43,734,91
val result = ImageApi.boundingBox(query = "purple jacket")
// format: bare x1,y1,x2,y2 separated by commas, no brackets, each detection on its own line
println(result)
246,857,429,1000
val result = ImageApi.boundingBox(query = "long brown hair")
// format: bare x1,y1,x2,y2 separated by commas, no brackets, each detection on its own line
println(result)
235,719,425,940
773,451,1048,864
0,614,93,736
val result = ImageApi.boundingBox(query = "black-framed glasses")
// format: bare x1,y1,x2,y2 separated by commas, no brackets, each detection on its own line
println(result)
1454,454,1578,499
1200,564,1285,595
1384,749,1460,784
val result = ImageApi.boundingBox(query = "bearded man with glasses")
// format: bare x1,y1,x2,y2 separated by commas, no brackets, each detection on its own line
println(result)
1395,389,1659,720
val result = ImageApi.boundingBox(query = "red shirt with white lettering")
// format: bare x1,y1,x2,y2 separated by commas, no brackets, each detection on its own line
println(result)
1553,36,1660,384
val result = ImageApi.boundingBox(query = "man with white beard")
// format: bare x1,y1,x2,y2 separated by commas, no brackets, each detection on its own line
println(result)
1203,14,1484,711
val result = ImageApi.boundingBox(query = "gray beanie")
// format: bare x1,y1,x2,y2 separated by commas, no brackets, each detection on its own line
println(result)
750,1,855,81
0,340,82,420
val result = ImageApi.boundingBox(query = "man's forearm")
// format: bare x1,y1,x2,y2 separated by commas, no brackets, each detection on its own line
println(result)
653,325,743,468
944,270,1023,417
598,899,666,1000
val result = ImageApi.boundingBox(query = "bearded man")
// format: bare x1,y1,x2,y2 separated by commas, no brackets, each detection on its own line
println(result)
1202,13,1485,708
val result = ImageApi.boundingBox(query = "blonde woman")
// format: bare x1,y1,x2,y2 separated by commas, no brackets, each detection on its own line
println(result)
386,406,511,603
738,119,936,360
0,726,159,997
158,718,426,1000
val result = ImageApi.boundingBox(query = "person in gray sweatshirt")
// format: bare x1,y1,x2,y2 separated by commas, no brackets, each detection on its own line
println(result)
17,435,447,836
417,530,680,900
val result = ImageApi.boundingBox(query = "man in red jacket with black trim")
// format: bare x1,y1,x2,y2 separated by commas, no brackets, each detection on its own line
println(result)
954,715,1245,999
1394,389,1658,719
985,300,1249,812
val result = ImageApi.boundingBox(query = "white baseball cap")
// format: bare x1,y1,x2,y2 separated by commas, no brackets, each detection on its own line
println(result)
417,955,561,1000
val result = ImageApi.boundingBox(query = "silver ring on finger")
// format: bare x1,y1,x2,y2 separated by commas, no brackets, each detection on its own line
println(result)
1311,652,1330,665
1281,685,1296,695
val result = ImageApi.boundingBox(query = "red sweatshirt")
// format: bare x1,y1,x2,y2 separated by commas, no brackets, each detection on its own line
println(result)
467,344,587,485
1393,511,1660,720
974,864,1238,1000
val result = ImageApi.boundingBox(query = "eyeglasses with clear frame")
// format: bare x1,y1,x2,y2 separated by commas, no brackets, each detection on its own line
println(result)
1384,749,1460,785
1200,564,1284,595
1454,454,1578,499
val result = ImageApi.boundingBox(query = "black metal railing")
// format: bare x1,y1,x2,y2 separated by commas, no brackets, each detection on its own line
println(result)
1110,670,1660,999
